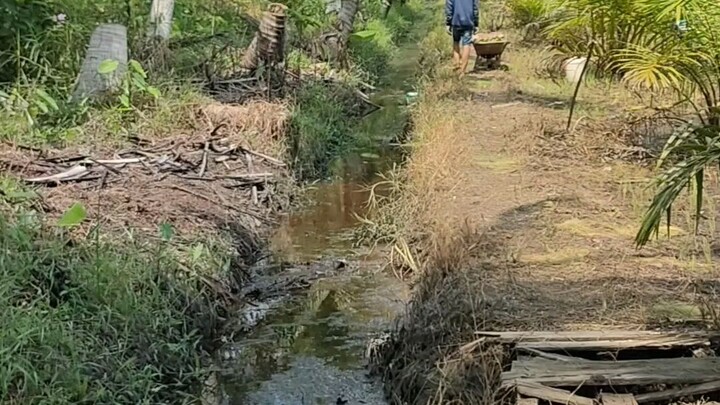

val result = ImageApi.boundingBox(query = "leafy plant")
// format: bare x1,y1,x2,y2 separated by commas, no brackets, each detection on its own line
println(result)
604,0,720,246
507,0,556,27
97,58,161,110
545,0,668,71
57,203,87,227
0,87,60,128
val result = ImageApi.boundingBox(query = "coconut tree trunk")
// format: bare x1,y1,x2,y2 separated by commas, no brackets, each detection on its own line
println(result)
338,0,358,48
241,36,261,70
73,24,128,102
240,4,287,70
148,0,175,40
312,0,357,62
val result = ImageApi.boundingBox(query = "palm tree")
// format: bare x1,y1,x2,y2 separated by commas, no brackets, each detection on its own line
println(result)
241,4,287,70
605,0,720,246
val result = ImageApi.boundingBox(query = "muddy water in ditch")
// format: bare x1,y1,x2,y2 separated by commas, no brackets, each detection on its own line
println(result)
215,44,420,405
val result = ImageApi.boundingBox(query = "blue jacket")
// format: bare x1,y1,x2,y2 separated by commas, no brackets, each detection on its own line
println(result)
445,0,478,28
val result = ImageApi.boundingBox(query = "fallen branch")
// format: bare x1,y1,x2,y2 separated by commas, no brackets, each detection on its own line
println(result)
222,172,274,180
92,158,145,165
26,165,88,183
198,142,209,177
240,147,286,167
87,158,121,175
245,153,259,205
168,185,272,223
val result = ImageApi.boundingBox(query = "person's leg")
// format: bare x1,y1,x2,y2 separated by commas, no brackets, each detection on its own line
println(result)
451,27,461,69
452,43,461,69
458,29,473,75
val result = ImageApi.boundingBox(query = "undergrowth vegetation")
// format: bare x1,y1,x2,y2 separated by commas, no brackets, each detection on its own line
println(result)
0,201,235,403
1,0,425,403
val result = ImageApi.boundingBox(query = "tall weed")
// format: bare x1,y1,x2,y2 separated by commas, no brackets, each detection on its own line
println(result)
350,19,398,84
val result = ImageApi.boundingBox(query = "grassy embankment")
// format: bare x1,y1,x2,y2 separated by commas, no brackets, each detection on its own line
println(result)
366,0,720,403
0,0,421,402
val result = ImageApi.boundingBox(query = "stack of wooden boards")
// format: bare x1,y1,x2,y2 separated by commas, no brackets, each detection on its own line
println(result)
477,330,720,404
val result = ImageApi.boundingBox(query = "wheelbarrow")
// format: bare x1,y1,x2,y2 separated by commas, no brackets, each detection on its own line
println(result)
472,41,509,71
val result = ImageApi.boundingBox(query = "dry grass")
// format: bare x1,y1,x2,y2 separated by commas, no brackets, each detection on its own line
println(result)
201,100,290,148
360,72,477,278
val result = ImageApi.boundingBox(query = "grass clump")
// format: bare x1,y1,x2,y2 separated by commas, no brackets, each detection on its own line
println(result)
289,82,373,179
349,19,398,84
0,209,230,404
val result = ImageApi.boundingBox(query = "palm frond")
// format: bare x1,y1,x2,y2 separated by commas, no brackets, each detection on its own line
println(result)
613,47,687,90
636,131,720,247
634,0,699,20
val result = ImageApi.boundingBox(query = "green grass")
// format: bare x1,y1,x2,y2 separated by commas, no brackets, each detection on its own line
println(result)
289,82,371,179
349,19,398,85
0,208,228,404
288,0,424,179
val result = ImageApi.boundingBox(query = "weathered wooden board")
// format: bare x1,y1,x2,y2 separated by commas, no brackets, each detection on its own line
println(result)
516,397,539,405
634,379,720,403
600,393,638,405
518,347,587,362
516,381,595,405
503,357,720,387
476,331,710,340
475,330,714,351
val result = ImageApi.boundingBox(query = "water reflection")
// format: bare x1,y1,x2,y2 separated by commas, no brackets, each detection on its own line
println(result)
219,274,408,404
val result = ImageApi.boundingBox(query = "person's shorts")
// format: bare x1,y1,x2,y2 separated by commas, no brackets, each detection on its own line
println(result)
452,26,473,46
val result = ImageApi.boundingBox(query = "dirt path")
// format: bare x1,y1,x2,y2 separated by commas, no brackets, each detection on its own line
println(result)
442,53,719,331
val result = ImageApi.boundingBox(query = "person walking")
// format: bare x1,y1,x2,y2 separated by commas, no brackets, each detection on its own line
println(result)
445,0,478,76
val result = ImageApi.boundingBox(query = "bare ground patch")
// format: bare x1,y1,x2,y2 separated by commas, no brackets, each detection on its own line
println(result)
1,101,293,262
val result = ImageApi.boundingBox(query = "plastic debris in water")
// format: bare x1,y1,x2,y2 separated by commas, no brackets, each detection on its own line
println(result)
405,91,418,105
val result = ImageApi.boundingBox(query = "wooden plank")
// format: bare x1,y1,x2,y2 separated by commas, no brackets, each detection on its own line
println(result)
516,381,595,405
502,357,720,387
517,397,538,405
517,337,711,351
476,331,714,351
600,393,638,405
475,330,712,340
518,347,587,362
634,379,720,403
476,330,712,351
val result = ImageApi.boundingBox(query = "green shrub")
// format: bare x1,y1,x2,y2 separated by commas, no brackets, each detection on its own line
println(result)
507,0,557,27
